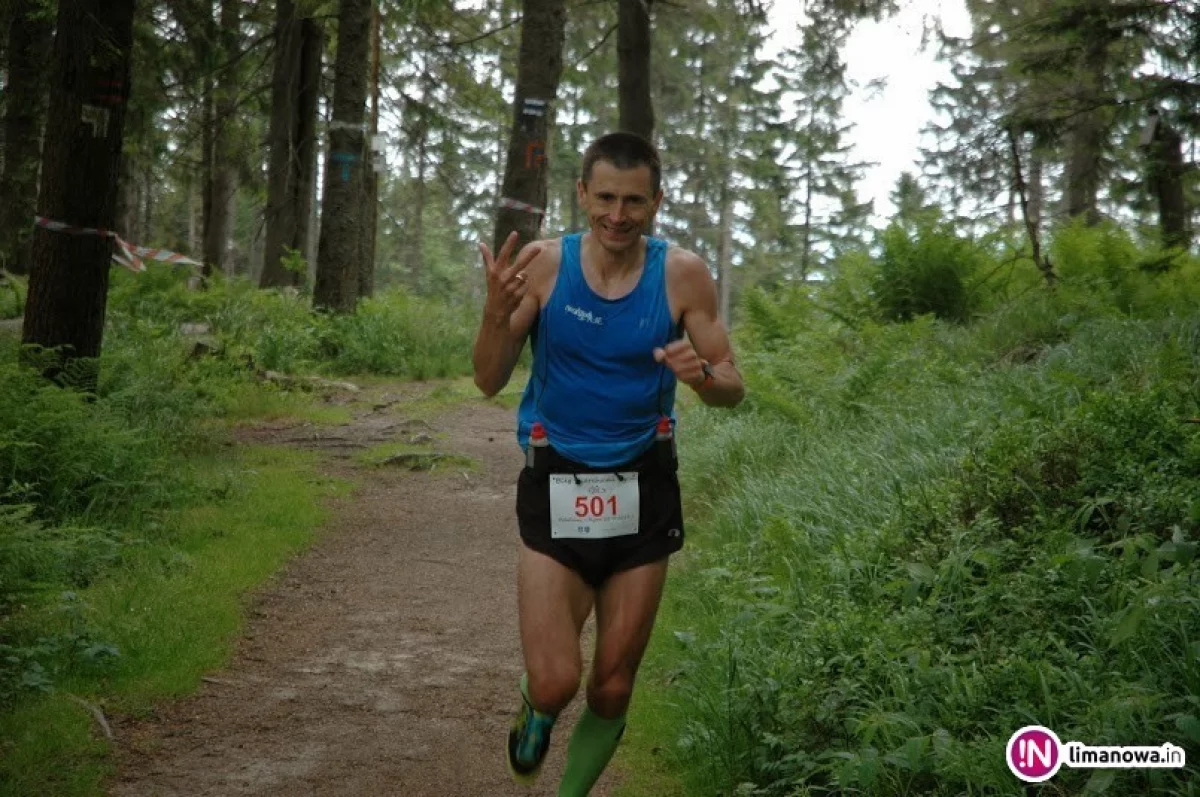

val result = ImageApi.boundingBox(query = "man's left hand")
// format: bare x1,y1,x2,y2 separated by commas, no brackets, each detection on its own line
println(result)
653,340,706,388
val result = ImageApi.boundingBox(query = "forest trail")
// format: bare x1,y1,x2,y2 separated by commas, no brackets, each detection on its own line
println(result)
109,382,617,797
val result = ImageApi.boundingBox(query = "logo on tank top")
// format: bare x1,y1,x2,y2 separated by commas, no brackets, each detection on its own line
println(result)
565,304,604,325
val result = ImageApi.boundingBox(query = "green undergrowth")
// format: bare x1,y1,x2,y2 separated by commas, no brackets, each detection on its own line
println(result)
0,308,353,794
0,446,344,796
627,230,1200,796
107,267,487,380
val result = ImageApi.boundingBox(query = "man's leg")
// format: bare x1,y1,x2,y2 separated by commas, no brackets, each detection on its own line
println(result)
509,545,594,783
518,545,594,711
559,558,669,796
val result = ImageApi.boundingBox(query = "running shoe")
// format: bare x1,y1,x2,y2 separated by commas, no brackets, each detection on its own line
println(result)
507,690,555,784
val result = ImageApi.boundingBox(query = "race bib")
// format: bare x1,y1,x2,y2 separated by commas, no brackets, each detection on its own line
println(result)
549,473,640,539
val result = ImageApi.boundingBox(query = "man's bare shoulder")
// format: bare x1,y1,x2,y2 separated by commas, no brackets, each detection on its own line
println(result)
665,246,715,288
520,237,564,303
521,237,563,276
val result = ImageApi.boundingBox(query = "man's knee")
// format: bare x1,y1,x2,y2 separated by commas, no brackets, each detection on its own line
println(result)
527,659,582,713
587,666,635,718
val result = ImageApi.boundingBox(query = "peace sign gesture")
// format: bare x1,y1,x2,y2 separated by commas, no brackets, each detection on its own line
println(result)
480,231,541,328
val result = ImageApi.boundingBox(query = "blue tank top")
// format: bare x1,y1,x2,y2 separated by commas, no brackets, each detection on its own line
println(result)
516,233,679,467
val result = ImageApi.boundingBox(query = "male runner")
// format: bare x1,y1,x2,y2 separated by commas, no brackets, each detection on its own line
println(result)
473,132,745,795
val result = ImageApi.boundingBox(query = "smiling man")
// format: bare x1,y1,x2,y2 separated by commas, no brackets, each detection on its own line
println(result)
472,132,745,795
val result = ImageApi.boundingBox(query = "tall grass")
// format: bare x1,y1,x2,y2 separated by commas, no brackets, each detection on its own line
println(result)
639,229,1200,796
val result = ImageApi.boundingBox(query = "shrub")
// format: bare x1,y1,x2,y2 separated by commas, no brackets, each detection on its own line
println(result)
874,221,987,324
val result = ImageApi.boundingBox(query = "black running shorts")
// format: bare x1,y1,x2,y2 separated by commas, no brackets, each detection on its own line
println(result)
516,445,685,588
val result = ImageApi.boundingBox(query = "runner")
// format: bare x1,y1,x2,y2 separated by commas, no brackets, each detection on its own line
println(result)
473,132,745,795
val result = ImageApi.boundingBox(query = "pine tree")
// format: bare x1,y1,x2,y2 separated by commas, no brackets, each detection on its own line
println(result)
775,13,871,281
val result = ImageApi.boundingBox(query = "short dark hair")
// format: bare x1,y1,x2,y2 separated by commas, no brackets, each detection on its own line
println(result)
580,132,662,195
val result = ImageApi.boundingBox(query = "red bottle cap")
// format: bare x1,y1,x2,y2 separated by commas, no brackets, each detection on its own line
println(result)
656,416,672,436
530,422,547,441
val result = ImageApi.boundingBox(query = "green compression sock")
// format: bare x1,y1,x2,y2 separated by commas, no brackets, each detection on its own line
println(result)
558,706,627,797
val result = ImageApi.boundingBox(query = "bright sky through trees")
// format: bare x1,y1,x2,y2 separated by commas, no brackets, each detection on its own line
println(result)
766,0,971,220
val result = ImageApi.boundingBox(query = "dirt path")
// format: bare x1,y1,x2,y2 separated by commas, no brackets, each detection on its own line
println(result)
110,384,617,797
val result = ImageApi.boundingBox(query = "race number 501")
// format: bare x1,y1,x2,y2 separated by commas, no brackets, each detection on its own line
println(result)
575,495,618,518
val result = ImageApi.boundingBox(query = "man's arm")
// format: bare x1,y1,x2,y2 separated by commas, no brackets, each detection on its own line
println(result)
473,234,544,397
656,250,745,408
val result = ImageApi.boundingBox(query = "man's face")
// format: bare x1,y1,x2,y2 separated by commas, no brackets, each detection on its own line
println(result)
576,160,663,253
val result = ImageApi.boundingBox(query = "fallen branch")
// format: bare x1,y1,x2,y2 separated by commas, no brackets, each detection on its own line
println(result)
66,694,113,743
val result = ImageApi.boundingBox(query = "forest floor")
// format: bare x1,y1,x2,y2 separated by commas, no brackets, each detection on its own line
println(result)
106,379,620,797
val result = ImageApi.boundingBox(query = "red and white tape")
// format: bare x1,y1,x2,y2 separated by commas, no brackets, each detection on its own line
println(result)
34,216,202,272
499,197,545,217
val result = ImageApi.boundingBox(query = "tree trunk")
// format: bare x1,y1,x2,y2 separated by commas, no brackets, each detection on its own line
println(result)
200,66,216,276
1029,150,1043,233
188,178,201,255
203,0,240,278
261,0,302,286
313,0,372,313
568,85,581,232
1144,113,1189,251
261,2,322,287
617,0,653,141
408,107,429,290
295,18,323,269
717,180,733,326
22,0,136,384
1064,23,1109,226
1007,126,1055,286
358,4,382,300
141,161,154,241
118,157,140,243
492,0,567,254
800,160,813,282
0,2,53,275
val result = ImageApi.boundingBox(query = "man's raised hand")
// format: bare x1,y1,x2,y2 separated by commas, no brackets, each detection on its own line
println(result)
480,231,541,328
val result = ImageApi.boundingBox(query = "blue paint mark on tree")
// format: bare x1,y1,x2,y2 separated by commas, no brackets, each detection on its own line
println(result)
331,151,360,182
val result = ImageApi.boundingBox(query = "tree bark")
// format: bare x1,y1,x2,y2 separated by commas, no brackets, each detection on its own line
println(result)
22,0,136,384
202,0,240,278
200,65,216,276
717,180,733,325
0,2,53,275
407,98,429,290
1028,149,1043,234
261,3,322,287
295,18,323,270
1143,112,1189,251
359,4,382,300
492,0,567,254
118,157,141,243
617,0,653,141
1064,17,1110,226
313,0,372,313
261,0,302,286
1008,126,1055,286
